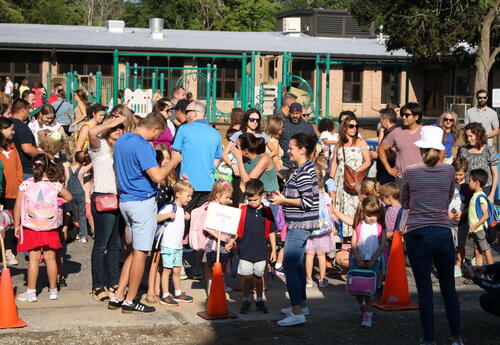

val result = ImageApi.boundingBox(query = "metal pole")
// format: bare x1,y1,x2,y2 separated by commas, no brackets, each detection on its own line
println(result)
125,62,130,89
212,65,217,123
113,49,119,106
250,51,256,108
66,72,71,101
325,54,331,118
96,71,102,104
206,64,211,121
133,63,138,89
120,72,124,90
241,53,247,110
315,55,320,118
160,73,165,96
152,72,157,93
168,69,173,98
46,72,51,103
282,52,288,88
277,81,282,110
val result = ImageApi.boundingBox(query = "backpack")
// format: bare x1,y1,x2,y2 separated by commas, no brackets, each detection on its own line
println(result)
346,269,378,296
237,205,273,239
475,194,500,243
21,178,60,231
311,191,335,236
153,202,177,249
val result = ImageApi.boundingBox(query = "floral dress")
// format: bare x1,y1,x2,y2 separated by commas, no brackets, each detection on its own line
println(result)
333,145,369,238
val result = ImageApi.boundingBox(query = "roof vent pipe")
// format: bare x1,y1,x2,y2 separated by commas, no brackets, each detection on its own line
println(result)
149,18,164,39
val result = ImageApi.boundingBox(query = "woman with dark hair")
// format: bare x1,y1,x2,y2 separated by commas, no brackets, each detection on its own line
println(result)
270,133,319,326
0,103,11,118
458,122,498,201
230,133,279,193
28,104,65,147
229,108,244,131
0,117,23,265
75,103,106,151
329,114,371,238
152,98,175,148
401,126,462,345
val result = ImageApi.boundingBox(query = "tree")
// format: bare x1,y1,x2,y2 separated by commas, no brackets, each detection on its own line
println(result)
0,0,25,23
349,0,499,98
76,0,125,26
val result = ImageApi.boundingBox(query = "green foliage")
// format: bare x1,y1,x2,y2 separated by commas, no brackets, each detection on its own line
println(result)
0,0,25,23
27,0,81,25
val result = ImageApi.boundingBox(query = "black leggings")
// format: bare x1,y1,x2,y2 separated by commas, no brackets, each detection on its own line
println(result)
1,198,16,253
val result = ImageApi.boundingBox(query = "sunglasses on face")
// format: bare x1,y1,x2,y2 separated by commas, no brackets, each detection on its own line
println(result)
444,118,454,123
477,96,487,100
401,112,413,118
348,124,359,129
248,118,260,123
185,109,196,114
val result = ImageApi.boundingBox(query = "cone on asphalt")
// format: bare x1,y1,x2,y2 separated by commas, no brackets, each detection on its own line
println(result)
197,262,236,320
374,231,418,311
0,267,27,329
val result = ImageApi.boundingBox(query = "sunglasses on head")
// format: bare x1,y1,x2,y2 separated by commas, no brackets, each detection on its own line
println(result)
248,118,260,123
348,124,359,129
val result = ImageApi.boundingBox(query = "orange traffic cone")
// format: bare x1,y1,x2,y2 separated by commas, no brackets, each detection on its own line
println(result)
197,262,236,320
0,267,27,329
374,231,418,311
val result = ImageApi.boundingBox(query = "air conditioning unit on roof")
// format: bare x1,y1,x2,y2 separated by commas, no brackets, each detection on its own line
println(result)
283,18,301,33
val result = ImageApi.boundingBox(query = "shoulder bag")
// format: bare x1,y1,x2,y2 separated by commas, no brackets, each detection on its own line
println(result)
342,146,367,195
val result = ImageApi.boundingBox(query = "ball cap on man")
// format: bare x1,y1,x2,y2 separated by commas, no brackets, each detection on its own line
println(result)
289,102,302,114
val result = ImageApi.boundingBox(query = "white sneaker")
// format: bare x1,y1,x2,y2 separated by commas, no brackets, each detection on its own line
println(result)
79,237,87,244
305,279,313,288
280,306,310,316
17,290,37,303
361,312,373,327
48,289,59,300
5,250,18,266
471,257,476,266
277,313,306,327
454,266,462,278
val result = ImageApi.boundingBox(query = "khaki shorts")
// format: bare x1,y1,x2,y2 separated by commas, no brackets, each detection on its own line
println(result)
471,229,490,253
237,259,266,277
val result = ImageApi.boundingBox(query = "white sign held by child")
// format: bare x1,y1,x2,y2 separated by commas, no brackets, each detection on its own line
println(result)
204,202,241,235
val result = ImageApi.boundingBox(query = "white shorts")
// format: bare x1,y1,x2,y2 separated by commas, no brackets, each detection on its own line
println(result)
237,259,266,277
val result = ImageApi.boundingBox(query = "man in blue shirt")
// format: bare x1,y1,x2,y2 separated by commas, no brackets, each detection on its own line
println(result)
111,112,178,314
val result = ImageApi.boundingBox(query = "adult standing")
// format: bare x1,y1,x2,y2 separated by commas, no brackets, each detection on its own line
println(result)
170,86,186,127
274,92,297,119
48,83,63,104
73,89,89,133
329,114,371,238
401,125,462,345
75,103,106,151
18,79,29,98
378,102,425,180
110,112,173,313
465,90,499,146
152,98,175,148
271,133,319,327
458,122,498,201
375,108,398,184
32,82,45,108
279,102,317,170
172,99,190,127
4,76,13,96
89,115,125,302
436,111,460,164
28,104,64,146
11,99,39,179
22,90,36,113
51,89,75,134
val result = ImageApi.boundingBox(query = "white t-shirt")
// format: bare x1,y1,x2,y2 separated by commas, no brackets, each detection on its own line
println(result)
448,182,465,227
4,81,13,95
160,203,185,249
357,221,380,260
319,131,339,157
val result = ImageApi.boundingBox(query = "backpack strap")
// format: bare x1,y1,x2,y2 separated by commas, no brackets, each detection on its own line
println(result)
394,207,404,232
263,205,272,239
237,205,248,238
376,223,383,241
475,194,486,221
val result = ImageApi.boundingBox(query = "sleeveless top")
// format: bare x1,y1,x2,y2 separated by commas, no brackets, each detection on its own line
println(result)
243,154,279,192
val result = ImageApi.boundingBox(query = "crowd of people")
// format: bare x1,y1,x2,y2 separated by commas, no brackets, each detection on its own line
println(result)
0,77,499,344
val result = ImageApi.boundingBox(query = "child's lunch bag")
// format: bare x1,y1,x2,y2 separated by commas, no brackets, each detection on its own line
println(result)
346,269,377,296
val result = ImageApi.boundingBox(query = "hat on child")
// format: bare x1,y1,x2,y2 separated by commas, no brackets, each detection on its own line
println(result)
414,125,445,151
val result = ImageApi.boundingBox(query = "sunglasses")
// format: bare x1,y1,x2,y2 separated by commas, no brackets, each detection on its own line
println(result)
477,96,487,100
185,109,196,114
444,118,454,123
348,124,359,129
401,112,414,118
166,108,173,112
248,118,261,123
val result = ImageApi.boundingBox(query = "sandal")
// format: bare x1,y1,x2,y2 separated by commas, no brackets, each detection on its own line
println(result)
93,287,110,302
107,285,118,294
145,295,159,304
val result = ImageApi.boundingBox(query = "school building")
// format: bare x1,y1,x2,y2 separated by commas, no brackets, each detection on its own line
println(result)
0,9,498,121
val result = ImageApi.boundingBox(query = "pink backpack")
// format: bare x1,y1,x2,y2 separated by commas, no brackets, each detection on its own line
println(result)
346,269,377,296
189,202,210,251
21,179,60,231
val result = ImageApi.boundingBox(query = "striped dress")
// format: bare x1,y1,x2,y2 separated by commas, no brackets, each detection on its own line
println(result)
400,164,455,233
282,160,319,231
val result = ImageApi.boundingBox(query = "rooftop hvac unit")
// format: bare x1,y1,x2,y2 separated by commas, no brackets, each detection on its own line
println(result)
106,20,125,33
283,18,301,33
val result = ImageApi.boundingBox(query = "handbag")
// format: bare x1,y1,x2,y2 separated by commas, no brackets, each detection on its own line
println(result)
346,269,377,296
342,146,367,195
94,194,118,212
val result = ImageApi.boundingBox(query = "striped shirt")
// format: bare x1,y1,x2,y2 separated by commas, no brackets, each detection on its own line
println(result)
282,160,319,231
400,164,455,232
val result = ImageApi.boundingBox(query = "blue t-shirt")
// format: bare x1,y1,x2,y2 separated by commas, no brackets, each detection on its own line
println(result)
114,132,158,202
432,123,454,158
172,120,222,192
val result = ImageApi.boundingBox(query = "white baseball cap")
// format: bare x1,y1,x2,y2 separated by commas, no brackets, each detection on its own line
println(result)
414,125,445,150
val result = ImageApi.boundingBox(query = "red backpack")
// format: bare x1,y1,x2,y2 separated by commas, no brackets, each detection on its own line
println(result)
237,205,273,239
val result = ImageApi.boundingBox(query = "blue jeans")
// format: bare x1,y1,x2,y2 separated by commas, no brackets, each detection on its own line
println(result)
90,193,123,289
283,228,310,306
405,226,461,342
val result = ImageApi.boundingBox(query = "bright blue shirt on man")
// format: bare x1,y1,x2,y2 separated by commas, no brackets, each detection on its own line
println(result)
114,132,158,202
172,120,222,192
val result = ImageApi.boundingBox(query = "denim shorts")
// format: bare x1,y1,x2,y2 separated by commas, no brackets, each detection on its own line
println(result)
161,247,183,268
120,197,157,251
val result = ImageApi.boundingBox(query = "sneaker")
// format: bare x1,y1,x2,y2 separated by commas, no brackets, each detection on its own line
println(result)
48,289,59,300
239,300,251,314
256,300,269,314
454,266,462,278
272,266,285,277
160,295,179,306
17,290,37,302
58,277,68,288
108,298,123,310
277,313,306,327
280,306,310,316
318,278,328,288
361,312,373,327
305,279,314,288
5,250,18,266
192,273,204,280
79,237,87,244
121,301,155,313
173,292,193,303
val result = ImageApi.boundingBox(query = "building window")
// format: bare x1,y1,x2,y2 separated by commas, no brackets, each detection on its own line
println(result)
290,59,314,89
342,67,362,103
0,51,43,87
197,59,241,100
381,67,400,104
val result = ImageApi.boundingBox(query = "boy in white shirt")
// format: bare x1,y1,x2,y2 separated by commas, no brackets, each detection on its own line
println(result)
159,180,194,306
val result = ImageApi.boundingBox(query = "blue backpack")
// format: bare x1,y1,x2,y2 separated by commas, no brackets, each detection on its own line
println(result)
475,194,500,243
153,202,177,249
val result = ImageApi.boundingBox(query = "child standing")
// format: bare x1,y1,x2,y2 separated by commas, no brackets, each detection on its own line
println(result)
467,169,494,267
350,195,387,327
235,179,277,314
66,150,92,243
15,154,72,302
379,182,408,242
158,180,194,306
450,158,469,277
